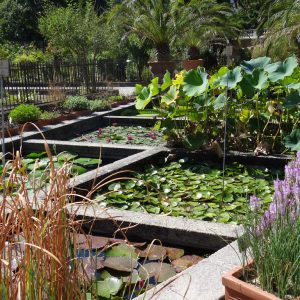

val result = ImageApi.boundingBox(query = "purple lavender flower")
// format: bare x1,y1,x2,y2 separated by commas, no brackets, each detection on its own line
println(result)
250,195,260,210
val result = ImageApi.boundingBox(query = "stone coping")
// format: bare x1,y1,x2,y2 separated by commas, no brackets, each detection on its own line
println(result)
135,241,241,300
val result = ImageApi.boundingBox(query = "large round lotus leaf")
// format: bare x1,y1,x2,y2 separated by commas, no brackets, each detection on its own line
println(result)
103,257,138,272
75,234,109,250
165,247,184,261
171,255,203,272
139,262,176,282
106,244,138,258
137,245,166,260
96,277,123,298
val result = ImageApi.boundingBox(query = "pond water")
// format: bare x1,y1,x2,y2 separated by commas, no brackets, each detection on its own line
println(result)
70,125,165,147
94,158,282,224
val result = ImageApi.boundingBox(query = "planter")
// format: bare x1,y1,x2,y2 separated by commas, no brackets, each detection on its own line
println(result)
0,127,19,138
222,264,281,300
18,123,40,132
111,102,119,108
182,59,204,71
36,119,55,127
148,60,177,79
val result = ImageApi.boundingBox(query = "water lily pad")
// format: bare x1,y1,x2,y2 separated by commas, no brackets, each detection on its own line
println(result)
75,234,109,250
57,151,77,162
96,277,123,298
106,244,138,258
165,247,184,261
103,257,138,272
78,257,104,280
137,245,167,260
171,255,203,272
73,157,101,166
139,262,176,282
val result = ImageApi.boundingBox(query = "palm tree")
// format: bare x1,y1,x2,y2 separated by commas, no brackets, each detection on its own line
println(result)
257,0,300,59
109,0,177,61
175,0,240,60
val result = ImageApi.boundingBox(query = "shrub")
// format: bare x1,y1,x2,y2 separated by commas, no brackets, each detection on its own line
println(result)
63,96,89,111
108,95,123,102
40,111,60,120
240,152,300,298
89,100,111,112
8,104,42,124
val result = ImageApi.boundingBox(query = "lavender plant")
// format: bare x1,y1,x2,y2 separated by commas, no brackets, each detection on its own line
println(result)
240,152,300,298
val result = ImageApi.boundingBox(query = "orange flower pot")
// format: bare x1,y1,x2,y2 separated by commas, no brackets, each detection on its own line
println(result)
222,265,281,300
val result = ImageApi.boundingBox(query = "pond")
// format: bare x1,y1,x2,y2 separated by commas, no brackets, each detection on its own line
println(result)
75,234,211,299
0,151,101,194
70,125,165,147
94,158,282,224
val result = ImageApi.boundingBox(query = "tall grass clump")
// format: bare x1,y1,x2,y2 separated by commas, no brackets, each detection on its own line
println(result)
0,146,89,299
239,151,300,298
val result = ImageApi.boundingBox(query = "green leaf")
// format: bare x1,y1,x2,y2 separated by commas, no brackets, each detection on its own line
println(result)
284,92,300,108
57,152,77,162
71,165,87,175
161,71,172,91
106,244,138,258
161,86,177,106
108,183,121,191
135,86,152,110
209,66,229,87
266,56,298,82
73,157,101,166
139,262,176,282
26,152,46,159
284,129,300,151
214,93,226,110
134,84,143,95
219,67,243,89
183,68,208,97
149,77,159,96
96,277,123,298
240,57,271,73
103,257,138,272
183,133,206,150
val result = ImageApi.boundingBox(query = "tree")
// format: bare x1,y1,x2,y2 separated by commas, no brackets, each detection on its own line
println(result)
39,1,111,60
109,0,177,61
175,0,240,60
253,0,300,59
0,0,68,43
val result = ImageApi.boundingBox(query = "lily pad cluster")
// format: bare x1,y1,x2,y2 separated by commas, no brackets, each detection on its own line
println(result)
70,125,165,147
75,234,204,299
0,151,101,193
95,159,281,224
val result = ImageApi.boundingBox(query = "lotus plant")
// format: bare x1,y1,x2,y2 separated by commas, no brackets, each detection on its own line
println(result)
240,151,300,298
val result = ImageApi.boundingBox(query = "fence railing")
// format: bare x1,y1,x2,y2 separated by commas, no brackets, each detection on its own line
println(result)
3,59,152,109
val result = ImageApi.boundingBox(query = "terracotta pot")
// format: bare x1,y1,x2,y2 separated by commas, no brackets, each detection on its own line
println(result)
18,123,41,132
111,102,119,108
182,59,204,71
0,127,19,138
148,60,177,79
222,264,281,300
71,110,91,118
36,119,55,127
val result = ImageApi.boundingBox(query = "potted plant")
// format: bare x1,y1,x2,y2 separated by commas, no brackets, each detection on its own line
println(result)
223,152,300,300
175,0,239,71
8,104,42,132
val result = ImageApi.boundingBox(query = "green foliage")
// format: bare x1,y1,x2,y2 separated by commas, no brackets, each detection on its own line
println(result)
63,96,90,111
89,100,111,112
96,159,278,224
39,2,113,60
40,111,60,120
135,56,300,152
8,104,42,124
284,129,300,151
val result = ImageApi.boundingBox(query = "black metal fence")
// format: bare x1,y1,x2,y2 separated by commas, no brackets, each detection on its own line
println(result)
2,59,152,109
